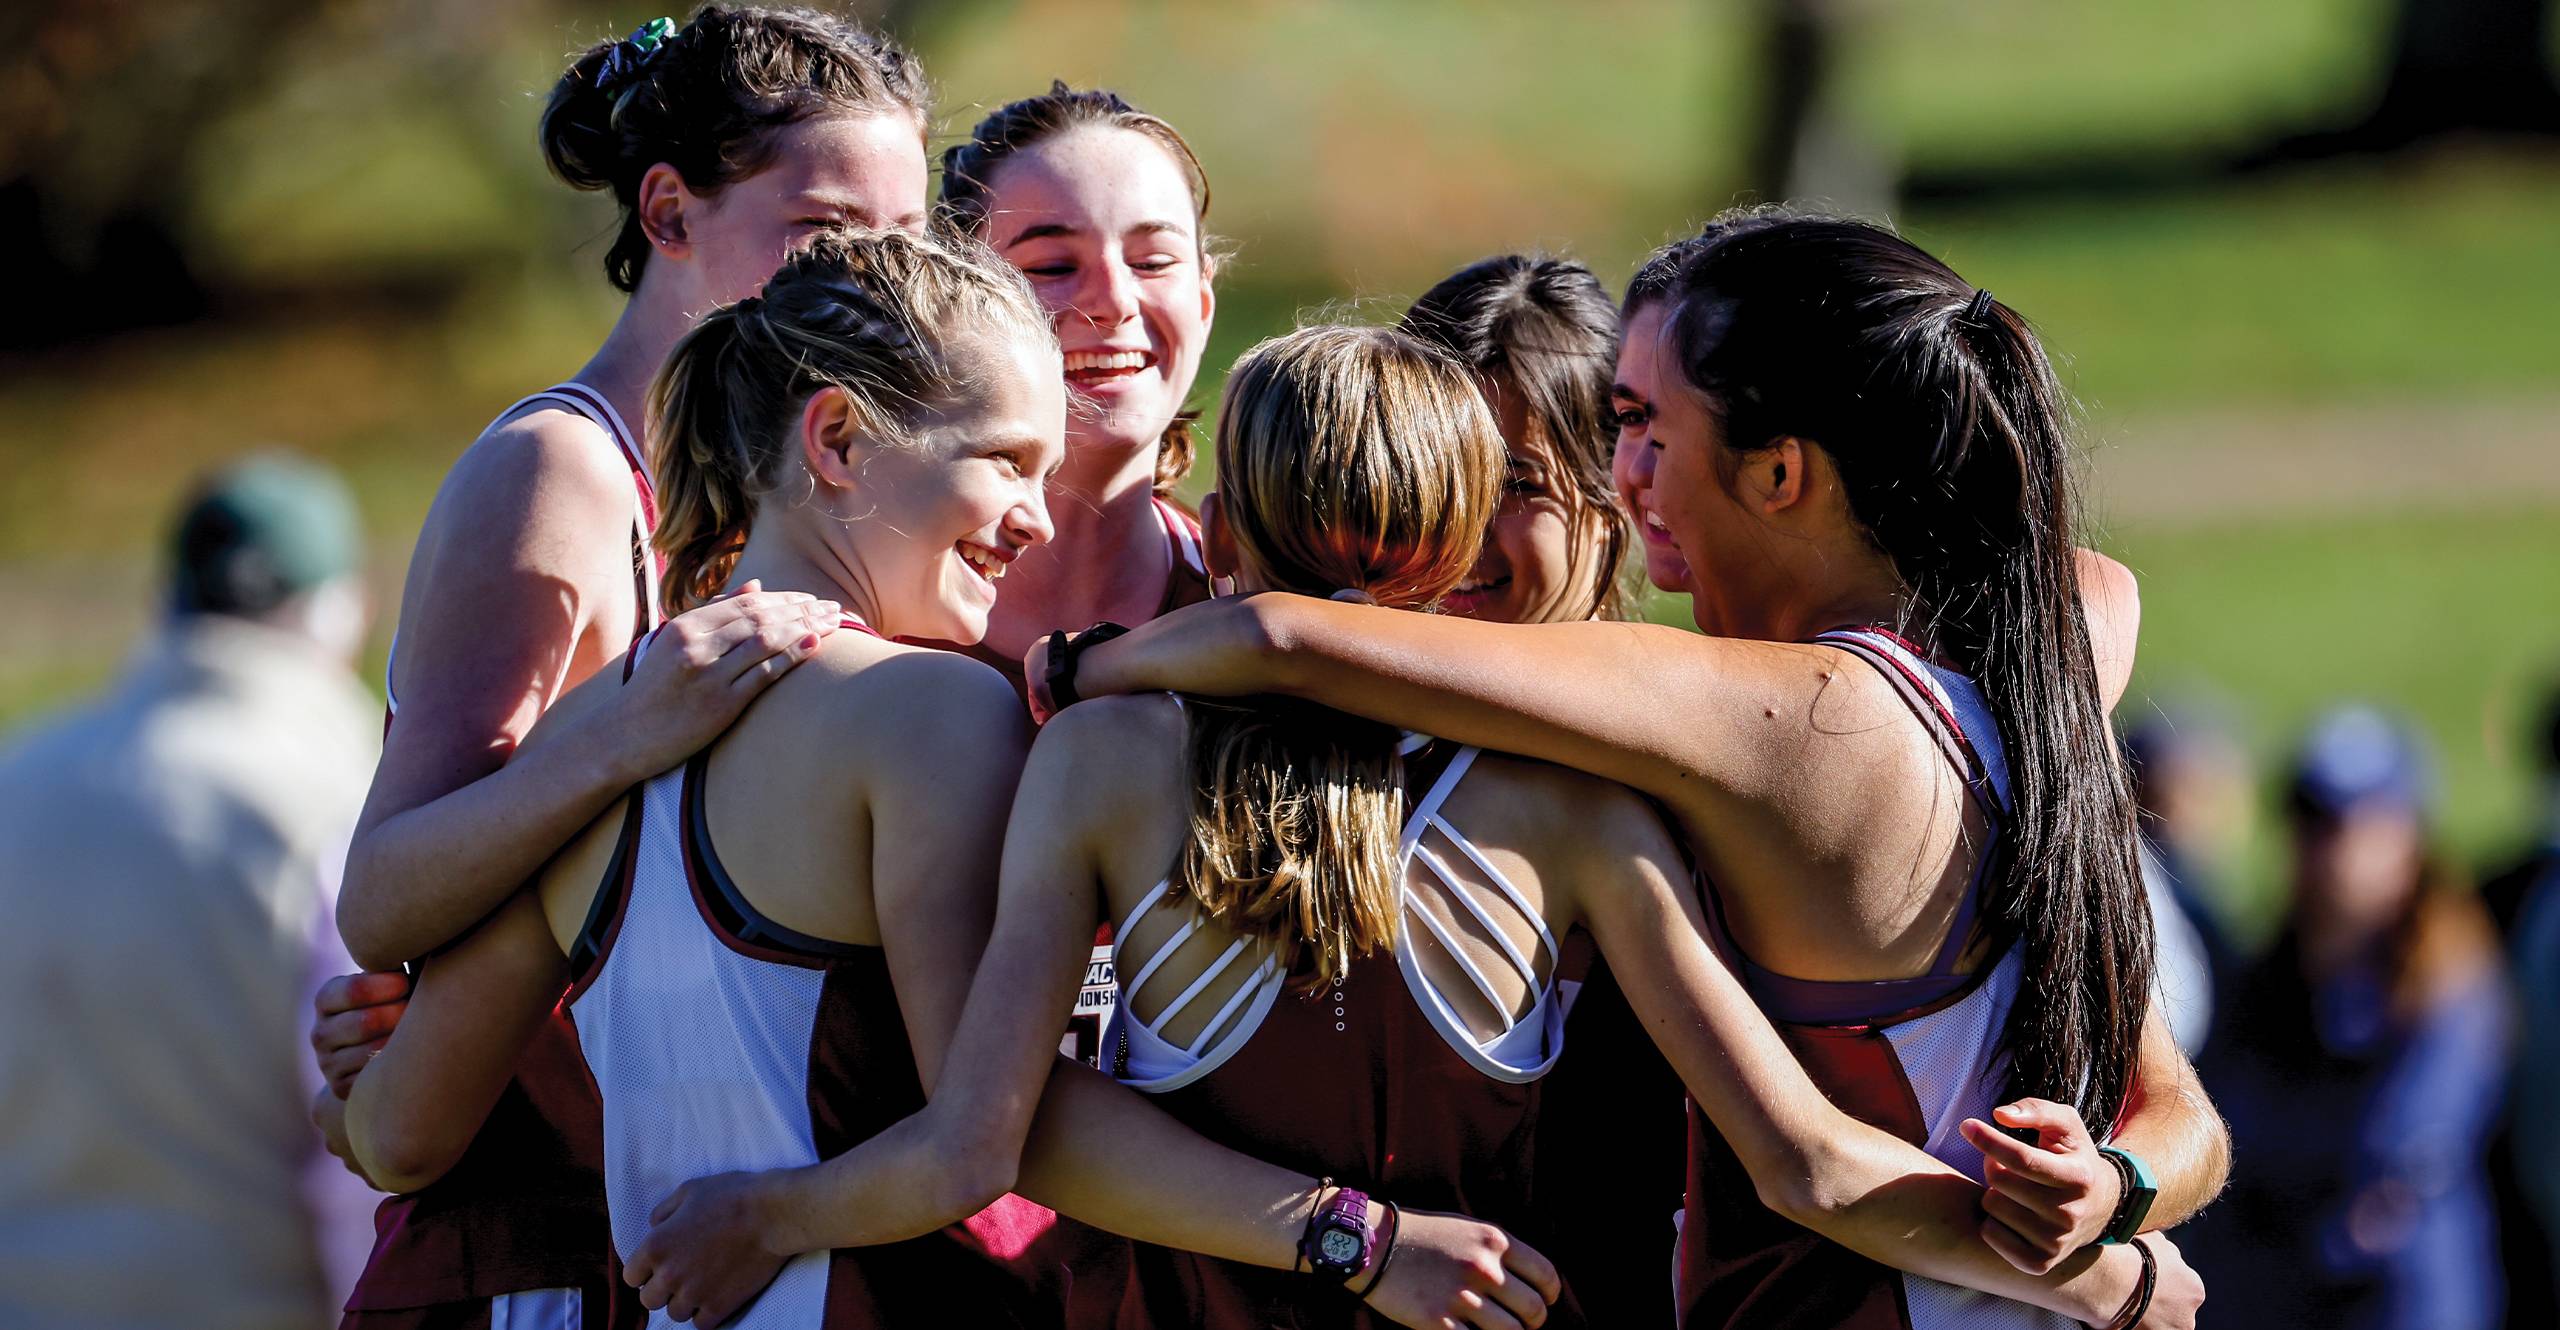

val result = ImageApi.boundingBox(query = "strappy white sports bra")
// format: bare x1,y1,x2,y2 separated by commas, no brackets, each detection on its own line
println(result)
1108,725,1568,1093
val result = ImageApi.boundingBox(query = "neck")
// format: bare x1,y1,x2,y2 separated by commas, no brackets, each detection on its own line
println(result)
980,444,1171,657
1704,554,1905,646
727,516,887,636
571,274,702,438
1055,421,1164,506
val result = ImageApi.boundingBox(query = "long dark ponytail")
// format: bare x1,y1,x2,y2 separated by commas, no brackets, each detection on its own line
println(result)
1664,207,2152,1129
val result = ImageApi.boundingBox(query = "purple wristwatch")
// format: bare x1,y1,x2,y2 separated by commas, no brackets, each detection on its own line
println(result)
1303,1186,1377,1281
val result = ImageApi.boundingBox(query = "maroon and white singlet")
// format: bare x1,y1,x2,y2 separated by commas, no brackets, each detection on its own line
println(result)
1104,734,1579,1329
562,617,1061,1328
348,384,658,1330
1677,627,2062,1330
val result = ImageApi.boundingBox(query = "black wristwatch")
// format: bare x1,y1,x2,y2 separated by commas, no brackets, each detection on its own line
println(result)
1042,621,1131,714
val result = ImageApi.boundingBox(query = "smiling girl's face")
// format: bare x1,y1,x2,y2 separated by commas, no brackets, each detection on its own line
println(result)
820,332,1067,643
1440,374,1610,625
976,126,1215,467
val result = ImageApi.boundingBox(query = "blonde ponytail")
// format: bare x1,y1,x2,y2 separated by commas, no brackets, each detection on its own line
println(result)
1175,326,1503,986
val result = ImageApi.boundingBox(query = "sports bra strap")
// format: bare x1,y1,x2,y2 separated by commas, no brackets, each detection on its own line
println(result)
1411,839,1544,988
1810,627,2005,979
1114,726,1564,1089
1401,745,1480,847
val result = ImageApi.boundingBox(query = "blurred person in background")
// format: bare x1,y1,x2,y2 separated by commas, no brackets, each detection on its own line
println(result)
2487,680,2560,1325
2479,684,2560,934
0,456,382,1329
2125,705,2252,1052
2196,705,2511,1330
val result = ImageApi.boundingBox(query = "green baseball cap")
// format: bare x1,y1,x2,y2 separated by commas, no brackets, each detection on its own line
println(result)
170,454,362,616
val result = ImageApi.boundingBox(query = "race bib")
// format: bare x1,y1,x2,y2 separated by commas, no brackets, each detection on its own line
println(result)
1060,925,1118,1069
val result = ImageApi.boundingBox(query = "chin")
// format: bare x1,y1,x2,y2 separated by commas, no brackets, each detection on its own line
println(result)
1642,553,1690,593
934,606,992,647
1070,404,1172,455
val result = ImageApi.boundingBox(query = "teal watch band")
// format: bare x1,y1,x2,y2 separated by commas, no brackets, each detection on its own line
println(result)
2096,1145,2159,1245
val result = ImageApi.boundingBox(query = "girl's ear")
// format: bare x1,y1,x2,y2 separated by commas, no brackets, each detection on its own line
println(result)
1751,436,1812,515
1200,491,1240,580
635,162,696,262
800,386,869,493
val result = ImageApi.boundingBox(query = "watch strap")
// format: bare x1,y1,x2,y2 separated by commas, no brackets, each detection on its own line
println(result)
2096,1145,2159,1245
1043,621,1130,713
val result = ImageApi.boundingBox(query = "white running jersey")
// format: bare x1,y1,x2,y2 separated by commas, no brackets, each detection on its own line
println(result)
561,628,1051,1328
566,760,842,1324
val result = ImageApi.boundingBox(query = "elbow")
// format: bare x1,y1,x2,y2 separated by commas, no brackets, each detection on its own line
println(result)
359,1142,461,1197
1240,594,1315,695
348,1105,464,1196
335,857,407,973
2195,1107,2235,1211
1753,1143,1857,1231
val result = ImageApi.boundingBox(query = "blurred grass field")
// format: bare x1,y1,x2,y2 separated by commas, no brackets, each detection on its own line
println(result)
3,0,2553,928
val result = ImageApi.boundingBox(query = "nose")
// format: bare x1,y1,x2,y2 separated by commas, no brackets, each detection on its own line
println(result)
1619,430,1658,495
1070,256,1140,331
1009,481,1056,551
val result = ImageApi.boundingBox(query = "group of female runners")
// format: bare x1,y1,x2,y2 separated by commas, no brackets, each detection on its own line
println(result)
306,6,2231,1328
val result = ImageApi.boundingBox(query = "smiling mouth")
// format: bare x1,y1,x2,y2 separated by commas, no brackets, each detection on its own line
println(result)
1448,575,1512,596
957,542,1009,586
1640,509,1675,545
1063,349,1156,388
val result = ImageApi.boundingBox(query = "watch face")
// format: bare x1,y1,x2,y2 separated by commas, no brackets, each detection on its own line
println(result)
1319,1227,1363,1265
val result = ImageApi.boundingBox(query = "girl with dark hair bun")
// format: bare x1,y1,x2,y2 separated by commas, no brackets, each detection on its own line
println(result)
305,9,935,1326
1045,209,2236,1329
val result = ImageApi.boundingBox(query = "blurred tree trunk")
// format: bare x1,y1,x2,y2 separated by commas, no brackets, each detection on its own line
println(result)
2361,0,2560,141
0,2,329,347
1742,0,1894,217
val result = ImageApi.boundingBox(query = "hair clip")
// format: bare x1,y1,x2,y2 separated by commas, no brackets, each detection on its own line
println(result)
1964,287,1996,324
595,17,678,94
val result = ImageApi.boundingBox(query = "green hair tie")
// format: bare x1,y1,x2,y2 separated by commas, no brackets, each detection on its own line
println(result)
596,17,678,93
